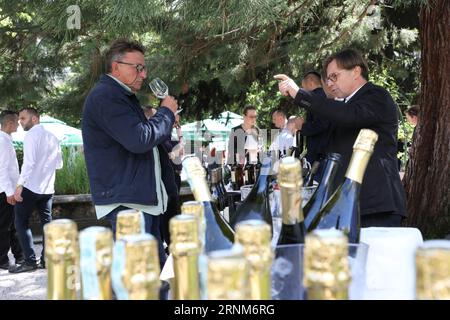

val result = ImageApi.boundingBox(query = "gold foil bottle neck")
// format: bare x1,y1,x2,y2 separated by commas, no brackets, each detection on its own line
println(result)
169,215,201,256
304,229,350,300
121,234,161,300
278,157,302,188
235,220,273,270
45,219,78,255
44,219,79,300
181,201,205,218
182,156,206,178
346,129,378,184
207,247,250,300
169,215,201,300
352,129,378,153
116,209,143,240
416,240,450,300
182,156,213,202
235,220,273,300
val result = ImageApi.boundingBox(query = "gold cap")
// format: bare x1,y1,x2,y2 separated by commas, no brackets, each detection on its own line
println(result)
182,156,206,179
44,219,79,259
121,234,161,300
353,129,378,153
416,240,450,299
116,209,143,240
44,219,79,300
235,220,273,270
207,247,250,300
169,215,200,256
235,220,273,300
278,157,302,188
181,201,204,218
304,229,351,298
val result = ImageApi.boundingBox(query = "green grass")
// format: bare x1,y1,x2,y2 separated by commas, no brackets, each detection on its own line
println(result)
55,146,90,195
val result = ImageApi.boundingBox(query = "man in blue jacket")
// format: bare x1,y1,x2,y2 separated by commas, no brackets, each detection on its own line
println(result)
82,39,178,286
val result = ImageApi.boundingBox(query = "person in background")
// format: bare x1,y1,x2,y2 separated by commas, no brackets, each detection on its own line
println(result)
226,105,260,166
10,107,63,273
294,71,333,182
0,111,24,270
405,105,419,127
275,48,407,228
270,108,294,157
82,39,178,299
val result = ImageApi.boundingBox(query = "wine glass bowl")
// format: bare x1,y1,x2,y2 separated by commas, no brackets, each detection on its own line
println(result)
149,77,169,99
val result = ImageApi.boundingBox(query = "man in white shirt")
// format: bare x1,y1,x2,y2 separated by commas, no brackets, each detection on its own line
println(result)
9,107,63,273
270,109,294,157
0,111,24,270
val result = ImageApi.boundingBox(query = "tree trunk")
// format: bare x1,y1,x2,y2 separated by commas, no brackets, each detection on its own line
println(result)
403,0,450,239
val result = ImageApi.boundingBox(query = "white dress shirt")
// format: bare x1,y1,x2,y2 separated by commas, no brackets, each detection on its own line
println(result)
270,125,294,154
18,124,63,195
0,130,20,196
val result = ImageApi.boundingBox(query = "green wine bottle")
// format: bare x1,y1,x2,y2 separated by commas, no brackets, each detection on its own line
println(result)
315,129,378,243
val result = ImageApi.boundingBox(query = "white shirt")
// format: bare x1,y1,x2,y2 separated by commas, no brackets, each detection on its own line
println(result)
270,125,294,154
0,131,20,196
18,124,63,194
344,84,366,103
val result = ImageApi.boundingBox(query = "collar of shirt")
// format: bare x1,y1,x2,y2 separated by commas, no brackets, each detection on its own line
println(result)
0,130,12,142
107,74,133,93
344,84,365,103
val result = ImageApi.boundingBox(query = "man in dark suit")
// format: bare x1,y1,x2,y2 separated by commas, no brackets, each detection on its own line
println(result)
297,71,332,183
275,48,407,227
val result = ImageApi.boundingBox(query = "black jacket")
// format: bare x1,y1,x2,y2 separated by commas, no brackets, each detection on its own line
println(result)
300,87,332,163
294,82,407,217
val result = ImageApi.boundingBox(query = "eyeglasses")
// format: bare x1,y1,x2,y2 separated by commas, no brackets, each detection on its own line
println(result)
116,61,147,73
326,70,345,83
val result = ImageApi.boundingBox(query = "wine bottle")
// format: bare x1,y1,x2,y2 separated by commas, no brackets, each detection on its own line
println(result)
230,153,244,191
304,160,321,187
169,215,201,300
315,129,378,243
79,226,113,300
115,209,145,240
207,246,250,300
44,219,80,300
235,220,273,299
210,167,225,211
229,155,273,231
304,229,350,300
182,156,235,252
111,233,160,300
304,153,342,231
244,152,255,185
277,157,306,245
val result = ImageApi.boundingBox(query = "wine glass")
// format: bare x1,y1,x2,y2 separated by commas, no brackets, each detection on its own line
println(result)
149,77,169,99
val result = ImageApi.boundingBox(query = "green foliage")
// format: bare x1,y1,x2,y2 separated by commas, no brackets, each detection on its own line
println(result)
55,146,90,195
0,0,421,130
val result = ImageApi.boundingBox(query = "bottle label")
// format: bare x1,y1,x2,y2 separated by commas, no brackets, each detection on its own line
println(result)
111,240,129,300
80,231,101,299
